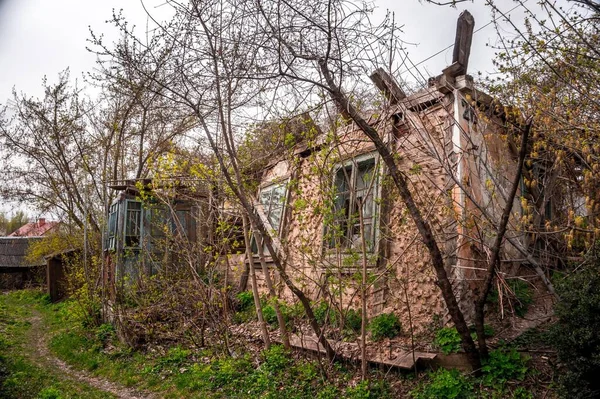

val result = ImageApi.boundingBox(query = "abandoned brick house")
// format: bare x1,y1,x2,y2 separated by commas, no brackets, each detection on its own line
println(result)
224,11,549,331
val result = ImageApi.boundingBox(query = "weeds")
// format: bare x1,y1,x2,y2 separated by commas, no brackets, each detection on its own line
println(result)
368,313,401,341
480,348,529,389
434,327,462,355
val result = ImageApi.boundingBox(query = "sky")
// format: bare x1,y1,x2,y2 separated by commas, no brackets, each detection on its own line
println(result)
0,0,521,105
0,0,564,217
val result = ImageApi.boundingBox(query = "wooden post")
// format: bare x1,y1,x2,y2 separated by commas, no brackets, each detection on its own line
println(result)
442,10,475,78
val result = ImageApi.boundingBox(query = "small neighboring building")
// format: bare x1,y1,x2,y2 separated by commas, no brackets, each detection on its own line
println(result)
0,237,45,289
46,249,80,302
8,218,59,237
103,179,210,298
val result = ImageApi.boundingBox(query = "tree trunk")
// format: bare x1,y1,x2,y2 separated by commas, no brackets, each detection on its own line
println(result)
257,233,291,350
242,215,271,349
318,59,481,369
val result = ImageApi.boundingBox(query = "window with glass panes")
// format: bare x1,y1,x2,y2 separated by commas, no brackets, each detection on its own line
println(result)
259,182,287,234
328,155,378,252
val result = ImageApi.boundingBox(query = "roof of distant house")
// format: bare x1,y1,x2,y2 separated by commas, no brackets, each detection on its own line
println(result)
8,218,59,237
0,237,44,268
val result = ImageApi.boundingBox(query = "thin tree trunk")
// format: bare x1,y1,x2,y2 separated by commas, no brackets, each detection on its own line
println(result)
242,215,271,349
257,233,291,350
358,199,368,380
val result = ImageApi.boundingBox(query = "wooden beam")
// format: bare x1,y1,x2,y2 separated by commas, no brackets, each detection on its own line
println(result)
370,68,406,104
448,10,475,77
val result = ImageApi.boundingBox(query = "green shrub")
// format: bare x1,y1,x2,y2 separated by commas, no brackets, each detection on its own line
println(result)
410,369,473,399
368,313,401,341
37,387,63,399
261,304,278,325
236,291,255,311
343,308,362,333
512,386,534,399
434,327,462,355
346,379,392,399
160,346,191,367
313,301,334,326
435,325,494,355
95,323,115,345
550,252,600,398
260,345,292,374
481,348,529,389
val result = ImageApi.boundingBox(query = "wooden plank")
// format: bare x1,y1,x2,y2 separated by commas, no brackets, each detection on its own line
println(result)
279,333,437,370
370,68,406,104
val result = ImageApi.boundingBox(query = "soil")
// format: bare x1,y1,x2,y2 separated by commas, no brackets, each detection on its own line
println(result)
26,310,157,399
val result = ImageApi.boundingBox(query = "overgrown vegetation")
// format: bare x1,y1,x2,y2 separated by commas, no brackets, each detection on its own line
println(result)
434,326,494,355
550,250,600,398
1,289,400,398
410,348,531,399
368,313,401,341
0,290,112,398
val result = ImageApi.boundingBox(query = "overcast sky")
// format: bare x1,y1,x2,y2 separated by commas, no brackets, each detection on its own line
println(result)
0,0,524,105
0,0,565,218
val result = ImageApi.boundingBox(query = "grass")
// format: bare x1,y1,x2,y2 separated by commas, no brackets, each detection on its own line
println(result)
0,289,546,399
0,290,114,399
1,289,397,398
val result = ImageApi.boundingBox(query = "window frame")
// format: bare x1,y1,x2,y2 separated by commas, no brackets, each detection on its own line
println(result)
325,152,381,255
123,199,143,249
106,202,119,251
252,179,289,256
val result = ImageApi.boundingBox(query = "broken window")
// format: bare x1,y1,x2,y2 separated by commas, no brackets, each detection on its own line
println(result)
328,154,378,252
124,200,142,248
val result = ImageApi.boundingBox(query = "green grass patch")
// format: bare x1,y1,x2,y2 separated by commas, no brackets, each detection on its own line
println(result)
0,289,114,398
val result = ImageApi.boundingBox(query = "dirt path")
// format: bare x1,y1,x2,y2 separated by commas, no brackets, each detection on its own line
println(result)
27,311,158,399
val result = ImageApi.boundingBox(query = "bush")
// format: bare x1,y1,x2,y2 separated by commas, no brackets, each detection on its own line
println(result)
236,291,254,311
260,345,292,374
480,348,529,389
343,308,362,333
346,379,392,399
410,369,473,399
550,252,600,398
95,323,115,345
368,313,401,341
38,387,63,399
313,301,334,326
434,327,462,355
261,304,278,325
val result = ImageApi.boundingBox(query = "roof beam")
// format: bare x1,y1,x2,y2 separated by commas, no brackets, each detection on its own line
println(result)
370,68,406,104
